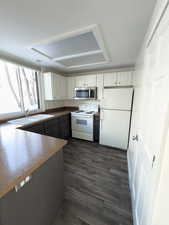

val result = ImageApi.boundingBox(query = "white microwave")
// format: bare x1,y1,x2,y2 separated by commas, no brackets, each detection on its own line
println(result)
74,87,97,100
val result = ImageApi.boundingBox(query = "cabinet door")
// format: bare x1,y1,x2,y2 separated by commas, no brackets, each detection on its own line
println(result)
97,74,104,100
85,75,97,87
67,77,75,99
75,76,85,88
60,114,70,139
116,71,133,86
52,74,61,100
94,115,100,142
22,123,45,135
104,73,117,86
45,115,71,139
75,75,96,87
45,118,60,138
53,74,66,100
44,73,53,100
60,76,66,99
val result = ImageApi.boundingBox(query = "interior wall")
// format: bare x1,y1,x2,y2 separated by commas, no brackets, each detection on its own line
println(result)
128,0,169,225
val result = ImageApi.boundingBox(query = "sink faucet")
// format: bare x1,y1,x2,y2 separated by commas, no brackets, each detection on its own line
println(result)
25,109,30,117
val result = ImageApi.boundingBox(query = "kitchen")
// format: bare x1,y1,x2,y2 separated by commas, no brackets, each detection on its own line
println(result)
0,0,169,225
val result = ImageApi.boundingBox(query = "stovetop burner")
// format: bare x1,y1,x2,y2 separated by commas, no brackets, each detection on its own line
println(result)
73,110,95,115
76,110,85,113
86,111,95,114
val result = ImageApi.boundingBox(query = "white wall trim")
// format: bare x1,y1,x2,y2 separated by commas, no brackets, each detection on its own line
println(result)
53,50,102,62
65,65,134,76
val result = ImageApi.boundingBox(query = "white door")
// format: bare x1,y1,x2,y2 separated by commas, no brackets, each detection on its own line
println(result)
128,12,169,225
104,72,117,87
101,87,133,110
100,109,131,150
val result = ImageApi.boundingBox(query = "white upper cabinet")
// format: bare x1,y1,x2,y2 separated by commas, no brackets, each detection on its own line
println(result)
75,75,97,87
59,75,67,99
85,75,97,87
96,74,104,100
116,71,133,86
104,71,133,87
44,73,53,100
104,73,117,86
44,72,66,100
66,76,75,99
75,76,85,88
44,71,133,101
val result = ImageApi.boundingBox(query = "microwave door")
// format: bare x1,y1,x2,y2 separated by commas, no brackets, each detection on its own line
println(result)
90,88,95,99
75,89,90,99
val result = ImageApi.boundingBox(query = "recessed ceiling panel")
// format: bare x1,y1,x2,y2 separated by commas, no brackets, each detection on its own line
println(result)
58,52,106,67
32,31,100,59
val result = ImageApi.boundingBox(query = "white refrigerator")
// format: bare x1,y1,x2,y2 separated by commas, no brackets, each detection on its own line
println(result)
100,87,133,150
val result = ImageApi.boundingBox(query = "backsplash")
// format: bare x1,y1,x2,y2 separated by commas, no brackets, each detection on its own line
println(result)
63,100,100,108
45,100,64,110
45,99,100,110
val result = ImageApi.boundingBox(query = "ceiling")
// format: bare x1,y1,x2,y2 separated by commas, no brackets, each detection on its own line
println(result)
0,0,156,74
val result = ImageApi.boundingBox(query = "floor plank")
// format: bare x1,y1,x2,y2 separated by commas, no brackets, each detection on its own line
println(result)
53,139,133,225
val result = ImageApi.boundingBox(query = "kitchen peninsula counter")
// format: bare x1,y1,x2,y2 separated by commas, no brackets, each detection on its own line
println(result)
0,121,67,199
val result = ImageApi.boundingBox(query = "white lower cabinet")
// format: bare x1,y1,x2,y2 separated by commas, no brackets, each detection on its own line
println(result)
44,73,66,100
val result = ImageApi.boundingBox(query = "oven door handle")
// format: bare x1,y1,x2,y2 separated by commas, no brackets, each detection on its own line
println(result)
72,115,93,119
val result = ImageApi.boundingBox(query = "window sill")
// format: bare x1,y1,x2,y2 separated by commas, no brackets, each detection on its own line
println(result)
0,110,45,124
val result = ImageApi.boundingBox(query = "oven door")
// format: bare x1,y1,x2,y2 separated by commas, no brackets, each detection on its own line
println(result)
75,88,90,99
71,115,93,133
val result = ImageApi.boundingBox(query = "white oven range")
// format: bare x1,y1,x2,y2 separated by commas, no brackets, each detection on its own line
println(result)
71,110,96,141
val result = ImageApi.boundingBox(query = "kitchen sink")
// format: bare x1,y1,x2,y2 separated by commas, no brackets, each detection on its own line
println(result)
9,114,54,125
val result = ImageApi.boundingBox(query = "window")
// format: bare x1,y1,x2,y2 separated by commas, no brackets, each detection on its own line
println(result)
19,67,39,111
0,60,40,118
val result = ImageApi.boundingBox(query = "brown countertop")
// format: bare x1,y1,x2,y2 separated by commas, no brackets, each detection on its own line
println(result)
0,109,74,198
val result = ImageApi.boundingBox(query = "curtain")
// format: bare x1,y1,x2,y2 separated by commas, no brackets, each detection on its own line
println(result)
0,60,39,116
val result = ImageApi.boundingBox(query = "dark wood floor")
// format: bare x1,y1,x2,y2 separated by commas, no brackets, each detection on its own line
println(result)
53,139,133,225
